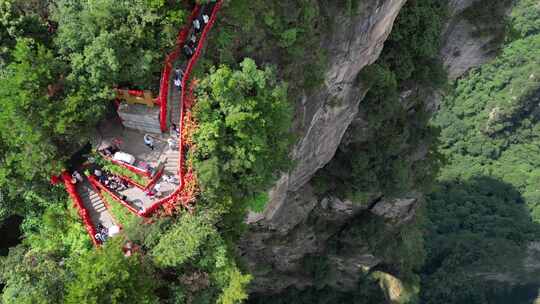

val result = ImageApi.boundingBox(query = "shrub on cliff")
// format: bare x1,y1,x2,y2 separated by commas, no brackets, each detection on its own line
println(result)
192,58,292,218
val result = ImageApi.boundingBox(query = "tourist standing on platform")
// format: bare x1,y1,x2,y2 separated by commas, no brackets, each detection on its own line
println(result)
167,137,177,150
72,171,83,183
171,123,180,138
144,134,154,150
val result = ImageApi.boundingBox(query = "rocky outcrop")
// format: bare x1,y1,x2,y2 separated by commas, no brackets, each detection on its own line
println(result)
240,0,410,294
370,195,420,226
241,183,421,294
240,183,382,293
241,0,515,296
264,0,406,222
441,0,511,80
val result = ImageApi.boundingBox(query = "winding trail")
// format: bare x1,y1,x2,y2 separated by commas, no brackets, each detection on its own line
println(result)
60,1,222,246
77,179,115,229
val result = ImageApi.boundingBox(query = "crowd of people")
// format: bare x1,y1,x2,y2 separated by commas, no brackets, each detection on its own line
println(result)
94,168,130,191
100,144,120,157
94,224,109,244
144,174,179,199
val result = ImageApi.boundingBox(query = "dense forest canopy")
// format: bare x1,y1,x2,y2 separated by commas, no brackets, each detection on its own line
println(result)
423,0,540,302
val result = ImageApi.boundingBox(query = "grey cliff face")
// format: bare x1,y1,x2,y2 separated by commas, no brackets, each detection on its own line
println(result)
264,0,407,223
240,0,407,294
428,0,512,112
441,0,510,80
240,183,382,293
238,0,518,297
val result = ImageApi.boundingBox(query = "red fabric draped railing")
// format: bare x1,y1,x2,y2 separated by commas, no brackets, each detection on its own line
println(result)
158,6,201,131
141,1,223,216
61,171,99,246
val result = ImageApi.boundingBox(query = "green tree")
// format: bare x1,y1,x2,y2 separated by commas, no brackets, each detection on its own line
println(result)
51,0,188,95
421,178,540,303
65,238,159,304
0,0,50,65
0,246,66,304
151,214,214,268
193,58,292,202
217,268,251,304
0,38,103,219
151,213,252,304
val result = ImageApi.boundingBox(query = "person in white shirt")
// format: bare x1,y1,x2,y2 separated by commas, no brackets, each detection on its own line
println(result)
72,171,83,183
154,183,163,198
144,134,154,150
167,137,177,150
193,19,201,31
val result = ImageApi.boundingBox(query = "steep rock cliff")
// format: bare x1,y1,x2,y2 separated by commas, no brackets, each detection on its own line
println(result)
263,0,406,227
239,0,407,294
441,0,511,80
241,0,514,296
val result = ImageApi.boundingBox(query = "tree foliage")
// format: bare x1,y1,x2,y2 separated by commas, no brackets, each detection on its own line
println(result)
65,238,159,304
433,17,540,222
204,0,328,91
0,38,101,217
192,58,292,219
422,1,540,302
152,214,214,268
51,0,188,94
0,245,67,304
0,0,50,66
420,178,540,303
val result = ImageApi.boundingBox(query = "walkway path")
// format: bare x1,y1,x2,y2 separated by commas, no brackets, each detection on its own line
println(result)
76,179,116,229
168,63,185,128
114,179,177,212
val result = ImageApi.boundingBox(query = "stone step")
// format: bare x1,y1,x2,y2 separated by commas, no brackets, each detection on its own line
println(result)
92,201,105,207
92,204,107,212
91,201,102,208
123,121,162,129
95,207,107,213
90,200,103,208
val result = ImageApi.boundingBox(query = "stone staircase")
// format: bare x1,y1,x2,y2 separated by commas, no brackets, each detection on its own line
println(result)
164,147,180,175
165,62,183,176
168,69,183,126
77,180,115,229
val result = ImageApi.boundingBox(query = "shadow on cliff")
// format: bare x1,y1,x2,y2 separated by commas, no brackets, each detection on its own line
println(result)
420,176,540,304
248,176,540,304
